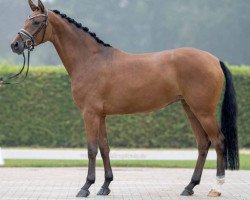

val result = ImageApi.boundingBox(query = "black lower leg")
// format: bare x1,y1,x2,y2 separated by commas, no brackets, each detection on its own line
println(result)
97,150,113,196
181,101,211,196
208,135,226,196
181,142,211,196
98,122,113,196
215,138,225,177
76,179,95,198
83,178,95,190
103,176,113,188
76,143,97,198
97,176,113,195
181,177,200,196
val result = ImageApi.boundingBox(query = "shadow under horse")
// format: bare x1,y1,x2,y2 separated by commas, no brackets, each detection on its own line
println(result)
10,0,239,198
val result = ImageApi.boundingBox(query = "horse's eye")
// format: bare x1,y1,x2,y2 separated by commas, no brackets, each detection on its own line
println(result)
33,21,41,26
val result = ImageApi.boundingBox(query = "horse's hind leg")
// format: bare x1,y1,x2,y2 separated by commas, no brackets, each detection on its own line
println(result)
181,101,211,196
194,112,225,197
97,116,113,196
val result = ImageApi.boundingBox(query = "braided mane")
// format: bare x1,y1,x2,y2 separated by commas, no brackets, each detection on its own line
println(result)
52,10,111,47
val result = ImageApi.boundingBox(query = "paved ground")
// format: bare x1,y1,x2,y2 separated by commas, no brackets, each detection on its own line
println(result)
0,168,249,200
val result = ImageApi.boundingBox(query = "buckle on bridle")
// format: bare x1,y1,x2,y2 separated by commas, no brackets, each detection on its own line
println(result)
25,39,34,51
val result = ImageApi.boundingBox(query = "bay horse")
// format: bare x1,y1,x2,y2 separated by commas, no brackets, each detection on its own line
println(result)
11,0,239,198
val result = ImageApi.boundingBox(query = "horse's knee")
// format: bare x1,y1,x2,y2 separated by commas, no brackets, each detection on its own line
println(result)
99,140,110,158
88,144,98,159
100,148,110,159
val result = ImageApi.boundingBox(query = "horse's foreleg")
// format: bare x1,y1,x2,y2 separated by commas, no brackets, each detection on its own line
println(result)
97,116,113,196
76,111,100,198
181,101,211,196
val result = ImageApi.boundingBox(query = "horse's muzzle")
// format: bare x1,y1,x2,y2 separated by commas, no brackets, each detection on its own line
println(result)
11,40,25,55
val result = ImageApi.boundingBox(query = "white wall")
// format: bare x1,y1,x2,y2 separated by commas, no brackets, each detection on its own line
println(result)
0,148,4,166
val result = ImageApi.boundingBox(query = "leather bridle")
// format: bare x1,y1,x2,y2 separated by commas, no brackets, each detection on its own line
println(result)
19,10,48,51
0,10,48,85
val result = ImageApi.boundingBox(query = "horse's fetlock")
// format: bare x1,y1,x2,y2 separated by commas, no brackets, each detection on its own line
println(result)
87,178,95,184
105,174,113,182
191,178,200,186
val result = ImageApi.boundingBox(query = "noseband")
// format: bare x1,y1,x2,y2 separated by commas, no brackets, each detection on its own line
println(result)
0,10,48,85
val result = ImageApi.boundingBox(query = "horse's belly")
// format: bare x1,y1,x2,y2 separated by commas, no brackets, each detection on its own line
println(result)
106,97,180,115
103,52,180,115
104,80,181,115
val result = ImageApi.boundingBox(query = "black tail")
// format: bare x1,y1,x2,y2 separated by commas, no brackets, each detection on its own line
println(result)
220,61,239,170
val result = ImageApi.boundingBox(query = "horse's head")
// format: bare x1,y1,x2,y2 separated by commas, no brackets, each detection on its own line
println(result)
11,0,52,54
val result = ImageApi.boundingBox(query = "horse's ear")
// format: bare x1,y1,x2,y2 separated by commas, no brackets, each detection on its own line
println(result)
38,0,45,13
28,0,38,11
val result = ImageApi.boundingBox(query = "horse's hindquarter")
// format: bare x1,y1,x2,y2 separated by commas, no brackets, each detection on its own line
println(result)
103,50,181,115
173,48,224,113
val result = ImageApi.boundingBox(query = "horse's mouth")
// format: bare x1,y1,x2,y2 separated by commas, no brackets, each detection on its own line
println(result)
11,41,25,55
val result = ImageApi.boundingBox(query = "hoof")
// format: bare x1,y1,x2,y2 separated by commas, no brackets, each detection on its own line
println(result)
97,187,111,196
208,189,221,197
181,189,194,196
76,189,90,198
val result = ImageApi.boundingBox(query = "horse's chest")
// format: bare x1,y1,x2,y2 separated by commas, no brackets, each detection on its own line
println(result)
71,80,104,111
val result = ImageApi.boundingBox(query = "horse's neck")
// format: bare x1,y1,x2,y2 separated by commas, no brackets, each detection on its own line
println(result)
49,15,102,76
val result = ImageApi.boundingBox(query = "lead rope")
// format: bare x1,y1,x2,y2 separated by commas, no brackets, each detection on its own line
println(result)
0,50,30,85
0,10,49,85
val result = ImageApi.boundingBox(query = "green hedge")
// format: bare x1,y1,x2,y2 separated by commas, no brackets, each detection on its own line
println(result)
0,64,250,148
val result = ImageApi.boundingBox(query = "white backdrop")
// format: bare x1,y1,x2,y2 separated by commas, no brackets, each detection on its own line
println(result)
0,148,4,165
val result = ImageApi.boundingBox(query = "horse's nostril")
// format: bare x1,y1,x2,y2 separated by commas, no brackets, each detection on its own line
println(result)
14,41,19,49
11,41,20,51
